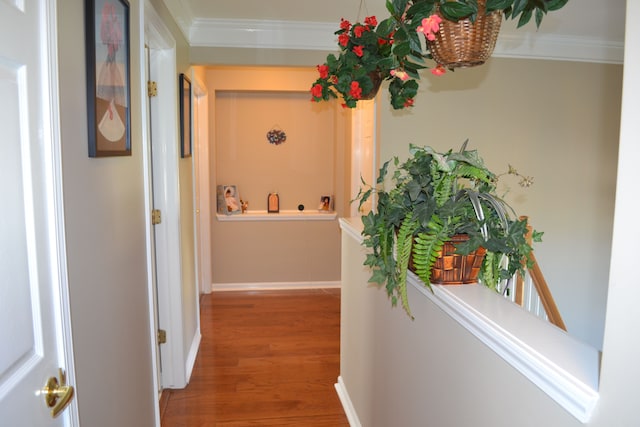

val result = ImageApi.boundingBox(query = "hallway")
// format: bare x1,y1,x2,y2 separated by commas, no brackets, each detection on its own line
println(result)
160,289,349,426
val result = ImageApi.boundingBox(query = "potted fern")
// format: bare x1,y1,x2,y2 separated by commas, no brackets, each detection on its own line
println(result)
355,140,542,317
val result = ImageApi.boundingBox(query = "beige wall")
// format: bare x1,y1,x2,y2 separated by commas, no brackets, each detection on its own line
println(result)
215,91,337,211
378,57,622,350
205,67,349,285
58,0,156,425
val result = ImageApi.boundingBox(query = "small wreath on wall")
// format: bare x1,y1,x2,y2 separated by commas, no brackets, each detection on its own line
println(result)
266,126,287,145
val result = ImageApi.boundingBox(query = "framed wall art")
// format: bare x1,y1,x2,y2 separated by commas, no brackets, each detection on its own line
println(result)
179,73,192,158
85,0,131,157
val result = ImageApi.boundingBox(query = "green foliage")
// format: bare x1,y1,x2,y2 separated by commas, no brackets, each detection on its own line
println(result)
354,140,542,316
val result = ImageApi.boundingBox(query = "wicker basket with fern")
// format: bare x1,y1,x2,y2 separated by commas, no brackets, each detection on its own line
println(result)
355,140,542,318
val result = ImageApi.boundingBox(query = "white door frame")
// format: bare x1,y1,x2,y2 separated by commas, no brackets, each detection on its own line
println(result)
142,0,188,391
191,73,212,295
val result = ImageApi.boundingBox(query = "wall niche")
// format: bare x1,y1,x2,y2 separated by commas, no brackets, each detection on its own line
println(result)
206,66,350,287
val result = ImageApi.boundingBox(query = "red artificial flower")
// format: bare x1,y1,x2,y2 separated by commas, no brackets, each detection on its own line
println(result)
364,16,377,27
349,81,362,99
317,64,329,79
311,84,323,98
354,25,366,38
340,18,351,31
431,65,446,76
353,45,364,57
403,98,415,108
338,33,350,47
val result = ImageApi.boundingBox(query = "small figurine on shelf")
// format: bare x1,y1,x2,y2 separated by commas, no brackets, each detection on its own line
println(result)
240,199,249,214
268,192,279,213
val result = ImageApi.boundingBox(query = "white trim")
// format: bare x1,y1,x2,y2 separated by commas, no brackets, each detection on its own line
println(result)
184,328,201,383
216,210,337,222
144,2,188,390
339,217,599,423
335,376,362,427
493,33,624,64
212,281,341,292
141,3,162,424
339,218,364,243
190,19,336,50
188,18,623,64
43,0,78,424
156,0,193,43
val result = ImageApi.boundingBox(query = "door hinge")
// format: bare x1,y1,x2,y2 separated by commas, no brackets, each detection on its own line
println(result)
152,209,162,225
148,80,158,97
157,329,167,344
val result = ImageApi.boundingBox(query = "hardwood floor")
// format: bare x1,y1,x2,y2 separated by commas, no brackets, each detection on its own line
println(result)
160,289,349,427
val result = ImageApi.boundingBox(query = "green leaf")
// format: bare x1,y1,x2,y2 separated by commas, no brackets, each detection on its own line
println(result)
546,0,569,11
486,0,513,12
377,160,391,184
535,8,543,28
511,0,528,17
516,8,533,27
377,17,397,38
439,2,477,21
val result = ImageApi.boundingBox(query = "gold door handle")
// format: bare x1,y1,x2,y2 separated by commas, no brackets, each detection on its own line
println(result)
41,368,75,418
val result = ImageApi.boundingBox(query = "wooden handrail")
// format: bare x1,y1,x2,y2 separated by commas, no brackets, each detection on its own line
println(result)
515,217,567,331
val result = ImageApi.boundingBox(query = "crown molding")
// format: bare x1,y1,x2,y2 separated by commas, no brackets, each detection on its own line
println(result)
160,0,194,42
188,18,623,65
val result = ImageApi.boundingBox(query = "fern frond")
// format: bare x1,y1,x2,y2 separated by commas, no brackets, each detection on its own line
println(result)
431,163,453,207
395,212,419,317
455,163,493,185
412,216,449,288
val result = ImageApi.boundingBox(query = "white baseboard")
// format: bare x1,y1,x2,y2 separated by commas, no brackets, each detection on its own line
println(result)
335,376,361,427
184,329,201,383
211,281,341,291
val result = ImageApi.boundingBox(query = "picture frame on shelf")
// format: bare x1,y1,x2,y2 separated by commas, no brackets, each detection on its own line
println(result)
217,185,241,215
319,195,333,212
85,0,131,157
179,73,192,158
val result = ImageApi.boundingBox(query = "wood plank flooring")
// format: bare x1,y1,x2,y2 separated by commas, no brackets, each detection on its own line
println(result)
160,289,349,427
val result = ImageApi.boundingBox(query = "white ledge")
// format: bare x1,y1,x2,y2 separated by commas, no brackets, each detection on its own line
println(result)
217,209,337,222
339,217,600,423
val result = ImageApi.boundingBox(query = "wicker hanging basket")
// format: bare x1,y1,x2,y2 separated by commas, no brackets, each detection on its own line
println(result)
427,0,502,68
360,70,383,100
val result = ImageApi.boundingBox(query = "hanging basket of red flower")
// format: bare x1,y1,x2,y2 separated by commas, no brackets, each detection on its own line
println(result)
310,0,568,110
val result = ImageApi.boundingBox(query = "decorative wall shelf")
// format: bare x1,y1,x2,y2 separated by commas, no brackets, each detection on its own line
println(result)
216,210,337,222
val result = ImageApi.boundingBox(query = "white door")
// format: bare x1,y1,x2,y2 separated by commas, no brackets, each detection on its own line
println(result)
0,1,77,426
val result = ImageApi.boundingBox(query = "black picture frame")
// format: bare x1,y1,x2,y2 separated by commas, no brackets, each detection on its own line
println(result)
179,73,192,158
85,0,131,157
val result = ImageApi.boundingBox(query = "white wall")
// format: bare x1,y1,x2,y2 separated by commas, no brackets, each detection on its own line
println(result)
57,1,156,425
